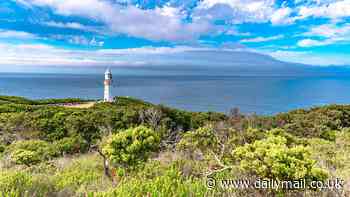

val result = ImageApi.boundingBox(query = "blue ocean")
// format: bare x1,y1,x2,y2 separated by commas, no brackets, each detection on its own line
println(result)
1,67,350,115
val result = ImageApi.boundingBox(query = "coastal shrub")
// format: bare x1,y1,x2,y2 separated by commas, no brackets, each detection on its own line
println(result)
36,98,86,105
0,104,35,113
102,126,160,169
0,170,55,196
55,135,89,155
0,95,34,105
242,127,266,144
0,170,33,195
8,140,59,166
267,128,308,146
38,111,69,141
160,107,193,131
114,96,153,108
309,130,350,174
223,127,266,147
0,95,87,105
274,106,348,138
94,164,206,197
308,138,338,169
53,154,107,194
320,130,337,141
177,125,219,155
10,149,41,166
65,112,100,145
233,135,329,183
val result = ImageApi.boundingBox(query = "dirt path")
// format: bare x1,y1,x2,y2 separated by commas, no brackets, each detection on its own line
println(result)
60,102,96,108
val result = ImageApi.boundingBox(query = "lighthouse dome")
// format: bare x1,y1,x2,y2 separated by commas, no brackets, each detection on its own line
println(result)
105,68,112,80
105,68,111,74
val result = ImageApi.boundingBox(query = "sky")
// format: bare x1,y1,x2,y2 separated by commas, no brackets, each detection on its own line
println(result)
0,0,350,69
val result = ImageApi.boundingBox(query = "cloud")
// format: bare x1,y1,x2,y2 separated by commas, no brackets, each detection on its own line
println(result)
0,43,143,66
297,0,350,19
20,0,214,41
0,42,272,67
42,21,101,32
270,7,293,25
68,36,104,47
1,41,348,67
0,29,36,39
195,0,274,23
298,23,350,47
240,35,284,43
297,39,329,47
194,0,294,25
269,50,350,66
224,29,251,36
304,23,350,38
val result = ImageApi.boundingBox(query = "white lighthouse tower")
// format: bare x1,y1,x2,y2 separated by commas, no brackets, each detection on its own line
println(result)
104,68,113,102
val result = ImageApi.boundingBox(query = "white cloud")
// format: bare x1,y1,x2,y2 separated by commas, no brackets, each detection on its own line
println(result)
241,35,284,43
0,43,219,66
0,42,264,67
297,39,328,47
270,7,293,25
21,0,213,41
192,0,350,26
1,41,348,67
298,23,350,47
0,43,144,66
0,29,36,39
68,36,104,47
304,23,350,38
195,0,275,23
297,0,350,19
194,0,294,25
43,21,98,32
269,50,350,66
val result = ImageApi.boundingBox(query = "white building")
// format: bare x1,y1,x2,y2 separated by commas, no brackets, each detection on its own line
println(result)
104,68,113,102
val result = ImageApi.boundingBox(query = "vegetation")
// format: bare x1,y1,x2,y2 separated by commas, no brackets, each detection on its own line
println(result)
233,135,328,183
0,95,349,196
102,126,160,170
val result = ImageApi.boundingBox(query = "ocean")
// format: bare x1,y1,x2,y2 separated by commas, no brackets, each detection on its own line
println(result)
1,70,350,115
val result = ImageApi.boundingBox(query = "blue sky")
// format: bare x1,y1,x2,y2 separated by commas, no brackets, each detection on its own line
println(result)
0,0,350,68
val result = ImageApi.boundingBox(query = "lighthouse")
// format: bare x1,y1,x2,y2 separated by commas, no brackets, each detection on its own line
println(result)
104,68,113,102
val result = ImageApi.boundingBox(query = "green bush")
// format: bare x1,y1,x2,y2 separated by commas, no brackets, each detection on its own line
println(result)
0,95,35,105
36,98,87,105
8,140,59,166
53,154,106,193
320,130,336,141
102,126,160,169
233,134,329,183
55,136,89,155
38,111,69,141
65,112,100,145
0,170,54,196
10,149,41,166
0,170,33,195
94,164,206,197
177,125,219,154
